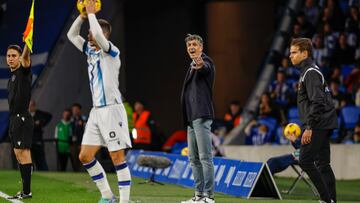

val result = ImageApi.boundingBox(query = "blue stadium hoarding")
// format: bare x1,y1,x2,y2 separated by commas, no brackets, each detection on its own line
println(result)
127,150,282,199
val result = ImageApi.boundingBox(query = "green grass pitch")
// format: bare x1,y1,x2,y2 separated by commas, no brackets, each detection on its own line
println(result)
0,170,359,203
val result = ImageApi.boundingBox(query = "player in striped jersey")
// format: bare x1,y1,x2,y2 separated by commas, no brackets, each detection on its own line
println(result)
67,0,132,202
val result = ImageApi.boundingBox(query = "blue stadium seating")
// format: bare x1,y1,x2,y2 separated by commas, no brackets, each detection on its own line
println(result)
246,126,272,145
171,142,188,154
288,118,301,126
341,106,360,129
288,107,299,119
258,117,277,135
330,117,342,141
274,125,290,145
0,112,9,141
341,65,354,79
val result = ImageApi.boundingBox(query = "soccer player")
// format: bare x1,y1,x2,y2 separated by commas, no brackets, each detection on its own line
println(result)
6,43,34,200
67,0,132,203
290,38,337,203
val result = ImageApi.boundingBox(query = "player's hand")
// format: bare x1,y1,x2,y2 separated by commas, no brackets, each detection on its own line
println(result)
287,133,297,142
193,56,204,69
85,0,96,14
301,129,312,145
80,13,88,20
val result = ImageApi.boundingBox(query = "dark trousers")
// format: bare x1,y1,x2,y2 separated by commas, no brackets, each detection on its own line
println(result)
70,145,81,172
57,153,70,171
299,129,336,203
267,154,298,175
32,143,49,171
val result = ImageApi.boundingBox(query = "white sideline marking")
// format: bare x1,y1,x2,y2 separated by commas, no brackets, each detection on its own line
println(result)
0,191,24,203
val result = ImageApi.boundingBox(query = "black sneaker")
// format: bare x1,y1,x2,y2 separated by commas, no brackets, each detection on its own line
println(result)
8,191,32,199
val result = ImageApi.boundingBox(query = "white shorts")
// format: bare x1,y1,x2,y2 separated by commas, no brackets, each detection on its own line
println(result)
82,104,132,151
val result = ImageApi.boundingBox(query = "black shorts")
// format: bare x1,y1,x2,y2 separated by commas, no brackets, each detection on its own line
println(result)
9,113,34,149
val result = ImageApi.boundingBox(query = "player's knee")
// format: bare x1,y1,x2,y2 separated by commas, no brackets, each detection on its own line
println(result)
199,152,212,161
14,149,30,163
78,151,93,164
189,156,201,165
109,151,125,165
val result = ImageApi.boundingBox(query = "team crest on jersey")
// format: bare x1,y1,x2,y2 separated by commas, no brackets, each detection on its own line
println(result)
87,49,101,65
11,75,16,82
119,122,122,128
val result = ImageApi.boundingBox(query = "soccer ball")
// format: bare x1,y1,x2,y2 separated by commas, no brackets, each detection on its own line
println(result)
284,123,301,138
77,0,102,16
181,147,189,156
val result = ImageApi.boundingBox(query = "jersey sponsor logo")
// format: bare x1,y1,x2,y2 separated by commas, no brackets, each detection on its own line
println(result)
109,131,116,138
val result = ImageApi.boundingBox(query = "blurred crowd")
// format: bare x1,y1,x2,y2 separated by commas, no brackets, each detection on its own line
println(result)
245,0,360,146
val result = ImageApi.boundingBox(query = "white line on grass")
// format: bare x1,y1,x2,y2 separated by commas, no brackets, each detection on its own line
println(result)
0,191,24,203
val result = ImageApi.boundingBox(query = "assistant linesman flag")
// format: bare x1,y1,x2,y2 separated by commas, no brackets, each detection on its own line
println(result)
23,0,35,53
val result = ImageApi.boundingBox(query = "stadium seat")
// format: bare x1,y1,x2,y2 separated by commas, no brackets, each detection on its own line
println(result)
258,117,278,135
0,112,9,140
341,64,354,79
341,106,360,129
288,118,301,126
287,107,299,119
330,117,342,141
246,126,272,145
274,126,290,145
339,0,350,15
287,79,297,88
170,142,188,154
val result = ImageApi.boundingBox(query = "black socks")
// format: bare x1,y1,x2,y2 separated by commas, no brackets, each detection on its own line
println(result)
19,163,32,194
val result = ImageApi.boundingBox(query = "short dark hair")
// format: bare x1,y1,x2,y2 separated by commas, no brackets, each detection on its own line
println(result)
72,103,82,109
330,79,340,85
185,34,203,45
7,45,22,54
64,108,72,114
98,19,112,35
291,38,313,57
135,100,146,107
230,100,240,106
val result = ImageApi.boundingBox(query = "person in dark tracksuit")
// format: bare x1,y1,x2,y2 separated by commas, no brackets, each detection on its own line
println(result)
180,34,216,203
29,100,52,171
290,38,338,203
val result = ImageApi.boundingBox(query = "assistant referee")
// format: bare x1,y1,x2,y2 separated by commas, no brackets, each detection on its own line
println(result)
6,44,34,200
290,38,338,203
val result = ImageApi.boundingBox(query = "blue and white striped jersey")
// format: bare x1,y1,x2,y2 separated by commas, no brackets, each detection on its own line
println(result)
83,42,122,107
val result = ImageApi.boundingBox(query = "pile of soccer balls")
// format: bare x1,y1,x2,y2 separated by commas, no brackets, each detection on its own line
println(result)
77,0,102,16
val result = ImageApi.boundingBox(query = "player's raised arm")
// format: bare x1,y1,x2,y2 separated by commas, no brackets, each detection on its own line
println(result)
21,44,31,68
67,15,86,52
86,0,110,52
